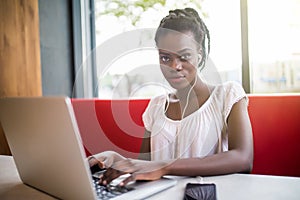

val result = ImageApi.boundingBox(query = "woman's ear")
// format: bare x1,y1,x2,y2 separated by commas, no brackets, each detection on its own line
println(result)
197,48,203,62
197,54,202,65
198,53,202,60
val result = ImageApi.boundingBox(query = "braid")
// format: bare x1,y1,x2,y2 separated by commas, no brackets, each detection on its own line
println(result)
155,8,210,70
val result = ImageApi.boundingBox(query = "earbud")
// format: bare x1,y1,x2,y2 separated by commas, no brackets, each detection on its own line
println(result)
197,54,202,64
197,53,205,71
198,53,202,60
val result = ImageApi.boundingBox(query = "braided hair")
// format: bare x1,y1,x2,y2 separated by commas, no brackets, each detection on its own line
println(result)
155,8,210,70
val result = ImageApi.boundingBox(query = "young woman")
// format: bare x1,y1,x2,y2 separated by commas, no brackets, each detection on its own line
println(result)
89,7,253,186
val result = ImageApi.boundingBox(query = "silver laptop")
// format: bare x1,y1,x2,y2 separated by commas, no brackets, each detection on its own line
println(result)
0,97,176,200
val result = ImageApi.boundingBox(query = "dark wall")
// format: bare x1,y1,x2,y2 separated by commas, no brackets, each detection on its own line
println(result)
39,0,74,97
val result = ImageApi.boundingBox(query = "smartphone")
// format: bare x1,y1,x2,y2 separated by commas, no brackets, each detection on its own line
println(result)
184,183,217,200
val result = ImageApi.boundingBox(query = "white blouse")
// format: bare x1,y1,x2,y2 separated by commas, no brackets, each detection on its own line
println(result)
142,81,248,161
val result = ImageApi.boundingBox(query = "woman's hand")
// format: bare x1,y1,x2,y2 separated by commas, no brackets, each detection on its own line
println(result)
99,159,170,186
88,151,126,169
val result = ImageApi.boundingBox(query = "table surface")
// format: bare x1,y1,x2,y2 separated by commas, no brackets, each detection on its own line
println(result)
1,155,300,200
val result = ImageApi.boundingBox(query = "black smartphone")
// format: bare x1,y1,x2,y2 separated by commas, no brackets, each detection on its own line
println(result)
184,183,217,200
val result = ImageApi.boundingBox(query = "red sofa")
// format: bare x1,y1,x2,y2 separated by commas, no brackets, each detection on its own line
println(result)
71,94,300,177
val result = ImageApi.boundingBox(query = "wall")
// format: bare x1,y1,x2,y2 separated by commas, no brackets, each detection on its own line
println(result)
38,0,74,97
0,0,42,155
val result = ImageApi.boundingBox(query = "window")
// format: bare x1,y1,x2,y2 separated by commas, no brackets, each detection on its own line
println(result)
82,0,300,98
248,0,300,93
93,0,242,99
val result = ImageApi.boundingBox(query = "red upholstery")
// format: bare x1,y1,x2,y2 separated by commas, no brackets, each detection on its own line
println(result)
71,99,149,159
71,94,300,177
248,95,300,177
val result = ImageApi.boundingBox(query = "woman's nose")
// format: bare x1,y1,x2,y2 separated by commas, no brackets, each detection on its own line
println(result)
170,58,182,71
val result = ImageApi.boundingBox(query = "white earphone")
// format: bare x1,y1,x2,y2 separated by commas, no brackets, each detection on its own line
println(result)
197,53,205,71
197,54,202,65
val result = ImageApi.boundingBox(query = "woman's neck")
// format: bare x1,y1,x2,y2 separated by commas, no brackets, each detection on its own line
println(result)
174,76,206,102
166,76,214,120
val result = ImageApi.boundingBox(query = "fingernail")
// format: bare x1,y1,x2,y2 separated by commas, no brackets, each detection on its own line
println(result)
102,180,107,185
119,182,124,186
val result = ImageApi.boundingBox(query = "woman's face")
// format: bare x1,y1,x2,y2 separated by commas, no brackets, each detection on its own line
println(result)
156,31,201,90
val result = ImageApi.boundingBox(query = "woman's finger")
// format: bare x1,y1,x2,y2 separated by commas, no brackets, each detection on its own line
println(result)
88,156,106,169
118,172,157,186
119,170,164,186
119,173,137,186
100,168,124,185
87,156,96,165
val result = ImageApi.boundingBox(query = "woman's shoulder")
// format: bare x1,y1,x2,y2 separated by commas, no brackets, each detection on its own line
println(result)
143,94,167,124
213,81,246,95
148,94,166,104
145,94,167,111
208,81,247,107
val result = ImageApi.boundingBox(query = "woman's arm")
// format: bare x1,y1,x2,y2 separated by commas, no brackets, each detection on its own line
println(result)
164,98,253,176
96,98,253,185
138,130,151,160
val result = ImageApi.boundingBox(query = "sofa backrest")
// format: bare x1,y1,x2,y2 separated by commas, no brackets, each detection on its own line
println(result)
71,99,149,159
72,94,300,177
248,95,300,177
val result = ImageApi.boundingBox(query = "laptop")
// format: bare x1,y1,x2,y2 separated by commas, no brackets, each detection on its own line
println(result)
0,97,176,200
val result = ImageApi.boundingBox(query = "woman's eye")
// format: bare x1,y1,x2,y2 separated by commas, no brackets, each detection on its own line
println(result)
180,54,192,61
160,55,170,62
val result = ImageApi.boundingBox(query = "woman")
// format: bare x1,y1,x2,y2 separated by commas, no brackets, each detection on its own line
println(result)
89,7,253,186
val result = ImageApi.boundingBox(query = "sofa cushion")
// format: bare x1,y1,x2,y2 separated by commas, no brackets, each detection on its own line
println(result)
248,95,300,177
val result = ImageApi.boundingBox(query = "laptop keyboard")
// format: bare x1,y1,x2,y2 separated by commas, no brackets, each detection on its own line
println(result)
92,176,134,199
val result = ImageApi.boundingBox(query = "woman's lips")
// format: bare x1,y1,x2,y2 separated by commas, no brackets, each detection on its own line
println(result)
168,75,186,83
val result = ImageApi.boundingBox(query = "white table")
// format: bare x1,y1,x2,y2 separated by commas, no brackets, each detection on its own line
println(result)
1,155,300,199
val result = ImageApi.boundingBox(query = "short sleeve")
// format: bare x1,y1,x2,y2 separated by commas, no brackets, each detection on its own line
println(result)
142,100,153,132
142,95,164,132
223,82,248,121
